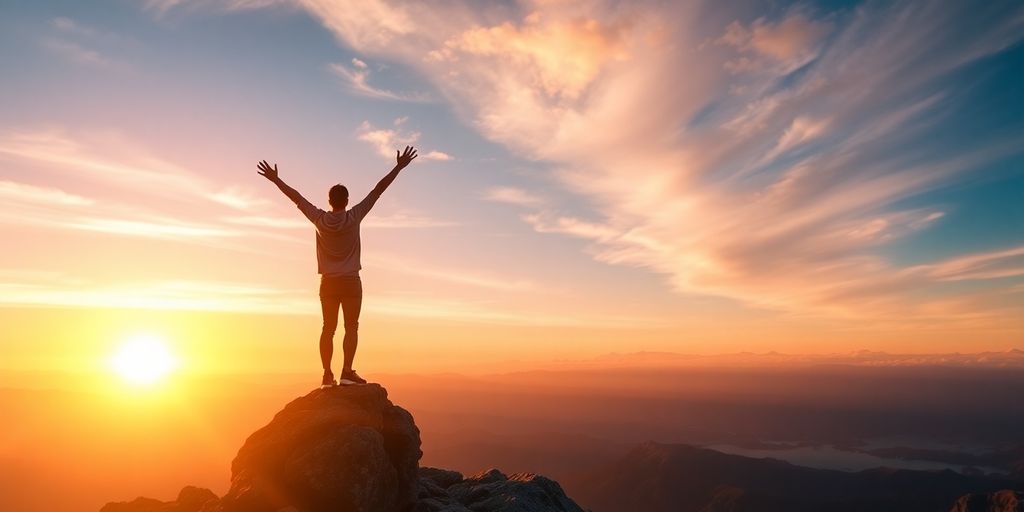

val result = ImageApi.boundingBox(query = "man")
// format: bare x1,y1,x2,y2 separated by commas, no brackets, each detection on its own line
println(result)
257,146,418,387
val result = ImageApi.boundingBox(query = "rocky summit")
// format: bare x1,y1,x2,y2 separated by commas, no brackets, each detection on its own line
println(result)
100,384,584,512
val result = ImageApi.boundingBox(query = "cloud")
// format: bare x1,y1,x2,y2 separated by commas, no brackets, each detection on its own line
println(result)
363,212,458,228
0,129,204,195
0,277,314,314
43,16,127,69
68,217,241,239
0,129,305,248
51,17,100,37
0,180,94,206
356,119,453,161
482,186,544,207
914,245,1024,282
224,211,457,229
368,253,542,292
143,0,1024,330
420,150,453,161
430,13,628,100
328,58,431,101
42,38,118,68
208,186,271,210
144,0,284,16
718,11,831,73
0,272,645,326
365,293,655,327
767,116,832,159
223,215,310,229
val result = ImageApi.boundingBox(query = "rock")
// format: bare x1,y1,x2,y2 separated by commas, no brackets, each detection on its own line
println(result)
420,467,465,488
446,468,585,512
219,383,421,512
950,490,1024,512
101,383,586,512
100,486,218,512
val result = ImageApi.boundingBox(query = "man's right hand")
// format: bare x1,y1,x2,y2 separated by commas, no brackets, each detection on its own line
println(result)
257,160,279,181
395,146,418,170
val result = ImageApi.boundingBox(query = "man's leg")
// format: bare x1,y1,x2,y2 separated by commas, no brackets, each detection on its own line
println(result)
319,294,341,373
340,280,363,372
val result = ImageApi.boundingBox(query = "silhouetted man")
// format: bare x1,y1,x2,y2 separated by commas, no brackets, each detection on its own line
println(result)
257,146,418,386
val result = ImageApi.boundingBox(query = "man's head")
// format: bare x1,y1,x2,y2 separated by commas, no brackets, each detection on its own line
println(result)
328,184,349,210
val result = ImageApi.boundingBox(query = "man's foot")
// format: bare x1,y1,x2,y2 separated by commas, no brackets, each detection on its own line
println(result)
339,369,367,385
321,370,336,388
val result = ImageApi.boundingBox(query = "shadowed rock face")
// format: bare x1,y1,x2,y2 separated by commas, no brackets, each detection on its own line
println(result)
101,384,584,512
417,467,585,512
220,384,421,512
950,490,1024,512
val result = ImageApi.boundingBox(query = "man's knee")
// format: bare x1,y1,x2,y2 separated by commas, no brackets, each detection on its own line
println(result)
321,320,338,335
343,320,359,332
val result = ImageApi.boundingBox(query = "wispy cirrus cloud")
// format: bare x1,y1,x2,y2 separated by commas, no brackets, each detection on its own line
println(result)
42,38,119,69
224,211,456,229
328,58,431,102
0,273,642,326
363,211,458,228
0,129,275,212
0,277,314,314
913,245,1024,282
0,130,290,246
716,10,831,74
356,118,453,161
42,16,127,69
482,186,545,207
0,180,94,206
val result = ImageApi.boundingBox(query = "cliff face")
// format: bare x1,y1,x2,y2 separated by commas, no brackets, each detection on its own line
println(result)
101,384,584,512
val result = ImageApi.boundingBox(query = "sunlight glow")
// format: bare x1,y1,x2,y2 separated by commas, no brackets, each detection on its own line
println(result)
109,334,179,386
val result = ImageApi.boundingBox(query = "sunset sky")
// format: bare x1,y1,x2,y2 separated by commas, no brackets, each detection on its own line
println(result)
1,0,1023,376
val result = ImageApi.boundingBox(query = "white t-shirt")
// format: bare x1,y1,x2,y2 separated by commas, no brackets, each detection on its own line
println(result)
295,192,379,276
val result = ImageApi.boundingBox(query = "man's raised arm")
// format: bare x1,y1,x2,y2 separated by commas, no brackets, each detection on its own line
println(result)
353,146,418,219
257,160,321,221
372,146,418,198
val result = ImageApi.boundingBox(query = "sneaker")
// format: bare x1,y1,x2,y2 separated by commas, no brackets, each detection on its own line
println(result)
339,369,367,385
321,370,336,388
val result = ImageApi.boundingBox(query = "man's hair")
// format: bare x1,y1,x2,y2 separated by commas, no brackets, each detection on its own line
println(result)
328,184,349,209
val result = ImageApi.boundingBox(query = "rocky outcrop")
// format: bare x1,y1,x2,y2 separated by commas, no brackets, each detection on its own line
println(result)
220,384,420,512
950,490,1024,512
417,467,585,512
100,486,218,512
102,384,584,512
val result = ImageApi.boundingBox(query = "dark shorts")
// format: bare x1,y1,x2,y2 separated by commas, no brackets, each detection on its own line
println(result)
319,274,362,299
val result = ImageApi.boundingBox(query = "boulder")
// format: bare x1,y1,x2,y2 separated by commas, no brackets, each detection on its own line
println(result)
219,383,421,512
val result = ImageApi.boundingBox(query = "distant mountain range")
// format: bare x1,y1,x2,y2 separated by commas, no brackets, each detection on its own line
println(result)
566,348,1024,369
567,442,1023,512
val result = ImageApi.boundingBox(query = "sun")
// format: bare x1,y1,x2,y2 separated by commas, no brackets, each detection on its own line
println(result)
109,334,179,386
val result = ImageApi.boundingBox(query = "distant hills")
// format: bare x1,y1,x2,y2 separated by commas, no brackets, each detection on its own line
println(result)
567,442,1023,512
565,348,1024,369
